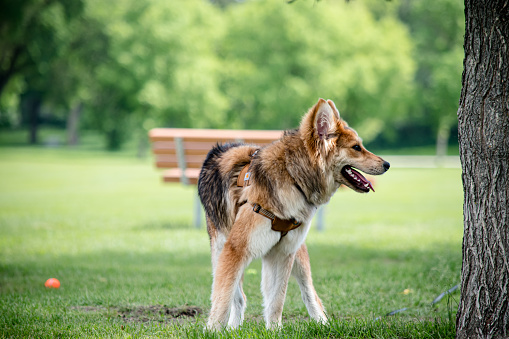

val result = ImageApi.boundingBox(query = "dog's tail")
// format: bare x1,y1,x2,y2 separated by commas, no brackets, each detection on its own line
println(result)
198,143,242,231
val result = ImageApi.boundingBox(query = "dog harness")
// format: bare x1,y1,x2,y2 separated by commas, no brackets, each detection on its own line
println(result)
237,150,302,237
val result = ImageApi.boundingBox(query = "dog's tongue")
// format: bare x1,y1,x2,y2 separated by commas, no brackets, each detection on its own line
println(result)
366,179,375,192
343,166,374,192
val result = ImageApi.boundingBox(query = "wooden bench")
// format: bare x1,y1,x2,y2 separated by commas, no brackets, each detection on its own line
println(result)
149,128,283,185
149,128,326,229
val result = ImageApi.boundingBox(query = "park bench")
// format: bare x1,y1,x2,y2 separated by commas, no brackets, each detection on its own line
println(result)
149,128,326,229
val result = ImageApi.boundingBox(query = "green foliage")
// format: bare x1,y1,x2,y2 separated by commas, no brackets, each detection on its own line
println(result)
219,0,415,139
83,0,228,148
0,0,85,129
0,0,465,151
398,0,464,132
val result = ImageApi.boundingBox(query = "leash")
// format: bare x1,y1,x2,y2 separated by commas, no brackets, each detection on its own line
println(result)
237,150,302,238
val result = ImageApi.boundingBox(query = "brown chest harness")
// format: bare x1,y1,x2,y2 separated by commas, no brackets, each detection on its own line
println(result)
237,150,302,237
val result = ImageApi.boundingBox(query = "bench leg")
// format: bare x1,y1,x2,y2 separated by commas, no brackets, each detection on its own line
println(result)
193,193,202,229
315,205,325,232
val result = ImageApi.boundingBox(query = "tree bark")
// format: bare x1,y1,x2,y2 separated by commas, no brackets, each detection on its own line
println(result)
456,1,509,338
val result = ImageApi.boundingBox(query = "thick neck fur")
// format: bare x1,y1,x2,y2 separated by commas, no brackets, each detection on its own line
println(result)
247,130,338,222
283,130,338,206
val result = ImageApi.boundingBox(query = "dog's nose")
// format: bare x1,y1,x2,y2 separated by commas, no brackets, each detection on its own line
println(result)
383,161,390,171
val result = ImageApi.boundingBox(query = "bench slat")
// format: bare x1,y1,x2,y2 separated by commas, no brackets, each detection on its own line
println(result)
149,128,282,142
153,140,275,155
155,154,207,169
152,141,219,155
162,168,200,185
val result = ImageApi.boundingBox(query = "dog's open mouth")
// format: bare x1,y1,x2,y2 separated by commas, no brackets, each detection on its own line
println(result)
341,165,374,192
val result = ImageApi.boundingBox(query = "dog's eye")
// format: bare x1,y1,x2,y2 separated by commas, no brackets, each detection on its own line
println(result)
352,145,362,152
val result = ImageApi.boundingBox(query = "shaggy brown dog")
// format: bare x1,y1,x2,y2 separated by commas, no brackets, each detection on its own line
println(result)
198,98,390,330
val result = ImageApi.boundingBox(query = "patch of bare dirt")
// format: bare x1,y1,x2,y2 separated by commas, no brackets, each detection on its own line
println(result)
117,305,203,324
71,305,203,324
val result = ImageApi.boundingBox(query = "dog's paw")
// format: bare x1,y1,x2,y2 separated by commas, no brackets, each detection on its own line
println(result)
265,320,283,330
318,315,329,325
314,312,329,326
204,320,222,332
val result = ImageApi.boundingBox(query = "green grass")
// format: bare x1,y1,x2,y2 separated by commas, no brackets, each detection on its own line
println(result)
0,146,463,338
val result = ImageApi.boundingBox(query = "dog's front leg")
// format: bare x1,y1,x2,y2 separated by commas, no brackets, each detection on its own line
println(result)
261,248,296,329
291,243,327,323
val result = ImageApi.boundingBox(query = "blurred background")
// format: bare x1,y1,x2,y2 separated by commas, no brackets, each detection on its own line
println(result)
0,0,464,155
0,2,465,334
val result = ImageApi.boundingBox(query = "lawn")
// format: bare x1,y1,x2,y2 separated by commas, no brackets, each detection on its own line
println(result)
0,146,463,338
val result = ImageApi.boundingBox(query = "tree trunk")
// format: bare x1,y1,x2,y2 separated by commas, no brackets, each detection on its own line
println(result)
28,99,40,145
0,46,25,98
66,102,83,146
435,116,454,166
456,1,509,338
106,127,122,151
20,90,42,145
136,131,148,159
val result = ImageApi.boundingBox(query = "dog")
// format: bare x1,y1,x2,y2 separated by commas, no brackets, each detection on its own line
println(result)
198,98,390,330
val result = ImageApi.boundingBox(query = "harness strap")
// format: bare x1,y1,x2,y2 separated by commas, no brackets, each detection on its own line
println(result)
237,164,252,187
237,149,258,188
236,149,302,238
252,203,302,237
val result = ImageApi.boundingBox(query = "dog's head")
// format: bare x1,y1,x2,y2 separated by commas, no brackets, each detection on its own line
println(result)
300,98,390,193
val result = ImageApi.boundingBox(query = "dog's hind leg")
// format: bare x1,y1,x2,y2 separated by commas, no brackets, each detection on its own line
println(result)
206,206,280,330
211,226,247,329
291,243,327,323
208,218,226,276
227,273,247,328
261,248,296,329
206,238,251,330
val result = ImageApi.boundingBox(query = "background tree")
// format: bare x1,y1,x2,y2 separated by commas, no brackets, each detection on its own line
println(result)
86,0,227,150
456,1,509,337
220,0,415,143
0,0,84,144
397,0,464,158
45,15,110,146
0,0,465,153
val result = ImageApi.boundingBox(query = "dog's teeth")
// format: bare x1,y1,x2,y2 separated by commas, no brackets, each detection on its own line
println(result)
364,183,369,187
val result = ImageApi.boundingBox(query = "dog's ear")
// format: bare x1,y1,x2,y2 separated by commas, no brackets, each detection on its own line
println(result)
300,98,340,162
327,99,340,119
314,98,336,140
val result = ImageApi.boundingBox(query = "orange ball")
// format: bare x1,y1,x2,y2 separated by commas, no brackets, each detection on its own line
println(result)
44,278,60,289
